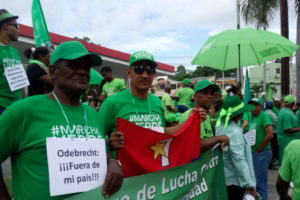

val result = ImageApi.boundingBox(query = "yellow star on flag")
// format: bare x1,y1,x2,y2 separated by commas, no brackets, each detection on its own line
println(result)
150,142,167,160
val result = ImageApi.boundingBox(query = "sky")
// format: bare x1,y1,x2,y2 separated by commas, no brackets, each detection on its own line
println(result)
2,0,298,70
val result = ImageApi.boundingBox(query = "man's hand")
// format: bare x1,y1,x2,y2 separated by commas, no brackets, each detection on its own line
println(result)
216,135,230,147
108,131,124,150
247,187,259,198
190,107,207,122
102,159,123,198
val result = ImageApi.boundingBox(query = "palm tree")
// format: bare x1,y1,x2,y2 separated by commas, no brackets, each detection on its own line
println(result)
241,0,278,93
241,0,278,29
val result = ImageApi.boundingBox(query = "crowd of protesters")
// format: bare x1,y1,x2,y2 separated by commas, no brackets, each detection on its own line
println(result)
0,9,300,200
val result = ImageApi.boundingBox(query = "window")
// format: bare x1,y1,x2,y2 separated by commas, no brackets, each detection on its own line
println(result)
276,68,280,74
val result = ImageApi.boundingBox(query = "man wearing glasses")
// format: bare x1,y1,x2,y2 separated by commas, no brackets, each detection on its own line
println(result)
98,51,205,152
0,9,23,198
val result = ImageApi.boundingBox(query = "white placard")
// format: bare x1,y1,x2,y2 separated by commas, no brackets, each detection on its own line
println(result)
4,64,29,91
46,137,107,196
244,130,256,146
243,193,255,200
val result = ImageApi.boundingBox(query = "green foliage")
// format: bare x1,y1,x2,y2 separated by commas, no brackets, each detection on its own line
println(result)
250,81,277,97
170,65,236,81
241,0,278,29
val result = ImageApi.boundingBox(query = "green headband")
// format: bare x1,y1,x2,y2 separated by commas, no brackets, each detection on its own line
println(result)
216,102,244,128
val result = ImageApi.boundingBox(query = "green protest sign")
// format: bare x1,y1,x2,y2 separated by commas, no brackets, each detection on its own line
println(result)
65,149,228,200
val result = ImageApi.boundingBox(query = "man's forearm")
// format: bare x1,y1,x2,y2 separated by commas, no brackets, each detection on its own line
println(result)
285,127,300,133
276,175,291,200
0,177,10,200
201,136,221,152
165,123,184,135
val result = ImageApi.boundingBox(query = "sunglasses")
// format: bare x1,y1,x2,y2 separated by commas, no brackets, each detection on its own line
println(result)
7,23,19,29
132,65,156,75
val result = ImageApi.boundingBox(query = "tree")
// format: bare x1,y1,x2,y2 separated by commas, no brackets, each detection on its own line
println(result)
241,0,278,92
241,0,278,29
251,81,277,97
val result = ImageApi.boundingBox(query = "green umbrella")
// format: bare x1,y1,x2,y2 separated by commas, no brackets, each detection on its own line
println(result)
192,28,299,71
89,68,103,85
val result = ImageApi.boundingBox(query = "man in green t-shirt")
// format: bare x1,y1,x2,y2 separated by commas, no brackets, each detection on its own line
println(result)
99,51,199,152
175,78,194,113
0,41,123,200
161,86,176,121
0,10,24,110
0,9,24,197
179,79,229,152
276,140,300,200
277,95,300,163
100,66,126,101
248,98,273,200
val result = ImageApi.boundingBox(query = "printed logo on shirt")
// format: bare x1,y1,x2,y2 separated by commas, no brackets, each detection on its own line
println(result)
50,125,102,138
105,88,115,96
129,113,163,128
2,58,21,67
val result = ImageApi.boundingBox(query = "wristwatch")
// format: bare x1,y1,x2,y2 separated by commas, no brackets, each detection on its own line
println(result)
110,158,122,167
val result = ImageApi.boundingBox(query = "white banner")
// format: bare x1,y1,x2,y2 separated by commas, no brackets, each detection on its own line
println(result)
4,64,29,91
46,138,107,196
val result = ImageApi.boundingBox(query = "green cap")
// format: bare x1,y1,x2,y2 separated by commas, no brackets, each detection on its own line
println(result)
129,50,157,67
284,95,296,104
181,78,190,85
248,98,263,106
0,9,18,23
194,79,219,93
50,41,102,66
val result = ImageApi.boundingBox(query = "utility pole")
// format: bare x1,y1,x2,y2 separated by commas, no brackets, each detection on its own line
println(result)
236,0,243,86
279,0,290,96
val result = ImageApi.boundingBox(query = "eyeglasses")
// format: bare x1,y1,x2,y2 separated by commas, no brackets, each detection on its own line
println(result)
7,23,19,29
132,65,156,75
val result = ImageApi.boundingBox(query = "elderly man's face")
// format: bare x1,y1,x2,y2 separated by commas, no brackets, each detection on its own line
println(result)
50,57,91,95
194,87,215,110
126,60,156,92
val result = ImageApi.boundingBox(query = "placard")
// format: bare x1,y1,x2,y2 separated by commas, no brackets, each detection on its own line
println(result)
244,130,256,146
4,64,29,91
46,137,107,196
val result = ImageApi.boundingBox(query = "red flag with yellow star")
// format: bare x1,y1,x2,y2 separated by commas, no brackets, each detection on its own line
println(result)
116,112,200,177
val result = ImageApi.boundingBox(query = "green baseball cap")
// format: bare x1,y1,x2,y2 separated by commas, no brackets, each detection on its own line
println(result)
284,95,296,104
248,98,263,106
129,50,157,67
50,41,103,66
181,78,190,85
194,79,219,93
0,9,18,23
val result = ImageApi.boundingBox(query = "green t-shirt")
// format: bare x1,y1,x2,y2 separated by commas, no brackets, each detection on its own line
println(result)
277,108,300,147
176,87,194,108
98,89,165,136
273,106,279,116
0,44,23,108
240,112,252,132
179,109,213,139
249,111,272,152
296,108,300,126
0,95,104,200
161,92,175,118
279,140,300,200
102,78,126,97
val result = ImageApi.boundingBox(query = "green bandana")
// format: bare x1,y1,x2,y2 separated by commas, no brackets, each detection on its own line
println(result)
216,102,245,128
29,59,48,69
